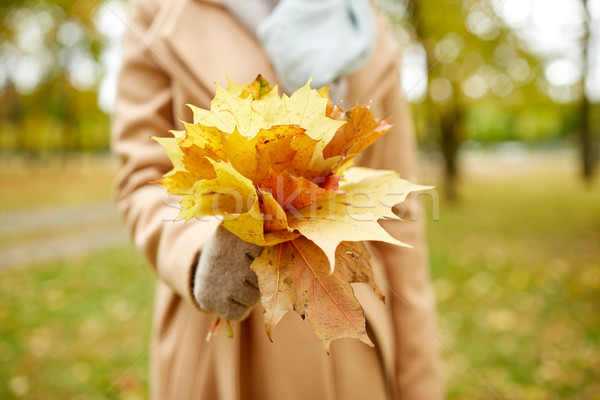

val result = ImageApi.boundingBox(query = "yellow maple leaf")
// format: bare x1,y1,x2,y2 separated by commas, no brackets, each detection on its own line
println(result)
288,167,431,272
154,75,430,350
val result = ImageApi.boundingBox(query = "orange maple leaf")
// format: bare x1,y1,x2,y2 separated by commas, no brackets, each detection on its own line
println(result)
324,106,392,168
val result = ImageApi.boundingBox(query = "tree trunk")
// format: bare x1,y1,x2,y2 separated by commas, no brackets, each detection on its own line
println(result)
581,95,593,180
581,0,596,181
409,0,462,200
440,107,459,201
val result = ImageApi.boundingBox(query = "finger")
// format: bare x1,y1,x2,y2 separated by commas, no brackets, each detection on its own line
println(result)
232,282,260,307
221,301,252,321
242,268,259,289
243,275,259,290
244,244,263,261
225,285,259,320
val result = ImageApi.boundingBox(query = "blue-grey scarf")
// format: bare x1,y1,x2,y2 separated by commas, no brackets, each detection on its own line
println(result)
223,0,377,99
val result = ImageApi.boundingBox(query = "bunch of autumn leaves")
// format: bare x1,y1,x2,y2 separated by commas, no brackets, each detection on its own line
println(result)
155,76,426,351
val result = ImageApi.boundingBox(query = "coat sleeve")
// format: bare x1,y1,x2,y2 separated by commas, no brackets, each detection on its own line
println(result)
356,26,444,399
111,0,219,307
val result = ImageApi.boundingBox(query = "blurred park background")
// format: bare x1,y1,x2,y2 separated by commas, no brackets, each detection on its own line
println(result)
0,0,599,398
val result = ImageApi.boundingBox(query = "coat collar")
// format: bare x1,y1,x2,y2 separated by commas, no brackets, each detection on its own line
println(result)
142,0,393,112
145,0,277,107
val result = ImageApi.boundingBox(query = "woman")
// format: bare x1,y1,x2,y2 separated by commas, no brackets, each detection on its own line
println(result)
112,0,442,398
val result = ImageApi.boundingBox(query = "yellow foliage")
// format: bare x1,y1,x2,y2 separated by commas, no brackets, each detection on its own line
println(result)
154,75,429,349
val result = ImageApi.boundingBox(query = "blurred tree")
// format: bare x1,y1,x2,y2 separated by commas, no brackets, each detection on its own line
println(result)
580,0,596,181
1,0,597,177
404,0,545,199
379,0,595,199
0,0,110,156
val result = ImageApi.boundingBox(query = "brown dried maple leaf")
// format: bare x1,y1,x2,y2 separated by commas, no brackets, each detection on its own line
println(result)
251,237,384,352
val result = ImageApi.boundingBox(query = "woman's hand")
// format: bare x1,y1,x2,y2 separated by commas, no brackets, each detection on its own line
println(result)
193,225,263,320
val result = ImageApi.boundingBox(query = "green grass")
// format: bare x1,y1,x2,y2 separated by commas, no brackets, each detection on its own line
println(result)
0,159,599,399
427,170,600,399
0,245,154,400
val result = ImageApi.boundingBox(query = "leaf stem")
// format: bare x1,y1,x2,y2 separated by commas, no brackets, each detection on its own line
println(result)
227,320,233,338
205,316,221,342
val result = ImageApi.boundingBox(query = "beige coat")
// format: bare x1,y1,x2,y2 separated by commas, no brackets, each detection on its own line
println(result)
112,0,442,398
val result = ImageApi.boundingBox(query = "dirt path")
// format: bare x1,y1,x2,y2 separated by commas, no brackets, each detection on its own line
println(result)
0,201,129,270
0,149,580,270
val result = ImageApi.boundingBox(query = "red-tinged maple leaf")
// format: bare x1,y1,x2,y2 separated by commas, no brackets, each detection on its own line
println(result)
251,237,384,352
318,172,342,192
259,174,333,211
